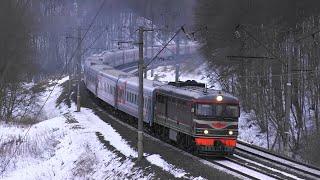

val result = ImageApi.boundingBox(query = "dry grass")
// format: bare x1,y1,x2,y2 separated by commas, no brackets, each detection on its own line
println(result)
0,126,60,174
72,144,98,178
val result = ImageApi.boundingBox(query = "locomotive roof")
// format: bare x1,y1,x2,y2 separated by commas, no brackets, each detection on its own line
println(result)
157,84,239,103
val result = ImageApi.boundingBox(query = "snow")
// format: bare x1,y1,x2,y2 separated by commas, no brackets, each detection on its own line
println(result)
0,76,205,180
238,111,269,148
146,63,222,90
41,76,69,119
215,160,276,180
234,155,305,180
146,154,187,178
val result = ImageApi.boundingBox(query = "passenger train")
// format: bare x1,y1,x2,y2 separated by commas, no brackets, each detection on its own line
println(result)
87,43,199,67
84,47,240,155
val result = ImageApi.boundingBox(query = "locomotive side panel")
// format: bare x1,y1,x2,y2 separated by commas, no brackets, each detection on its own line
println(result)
154,91,194,135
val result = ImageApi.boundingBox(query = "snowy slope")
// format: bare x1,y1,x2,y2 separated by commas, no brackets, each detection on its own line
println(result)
0,77,205,180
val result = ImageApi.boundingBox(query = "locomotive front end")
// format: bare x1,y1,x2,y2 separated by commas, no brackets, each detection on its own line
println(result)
192,94,240,155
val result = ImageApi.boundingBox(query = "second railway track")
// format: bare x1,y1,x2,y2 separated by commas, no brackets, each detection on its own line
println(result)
235,141,320,180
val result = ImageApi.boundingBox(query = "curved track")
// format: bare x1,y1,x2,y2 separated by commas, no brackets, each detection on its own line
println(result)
85,51,320,179
88,89,318,180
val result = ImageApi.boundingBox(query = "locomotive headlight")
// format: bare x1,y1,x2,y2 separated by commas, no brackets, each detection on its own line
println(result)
204,130,209,135
216,95,223,102
228,130,233,135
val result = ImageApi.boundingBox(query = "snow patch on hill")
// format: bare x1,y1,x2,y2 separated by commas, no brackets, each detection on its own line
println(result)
1,76,204,180
147,63,222,90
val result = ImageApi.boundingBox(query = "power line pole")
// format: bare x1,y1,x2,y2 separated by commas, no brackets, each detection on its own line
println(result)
138,26,144,161
175,34,180,82
137,26,154,161
144,29,148,78
66,36,72,100
284,32,293,151
76,27,81,112
136,26,182,161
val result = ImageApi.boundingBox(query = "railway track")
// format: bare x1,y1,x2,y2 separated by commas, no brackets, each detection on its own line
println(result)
86,91,320,180
235,140,320,180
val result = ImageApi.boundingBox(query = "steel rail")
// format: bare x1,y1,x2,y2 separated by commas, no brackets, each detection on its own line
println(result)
236,140,320,179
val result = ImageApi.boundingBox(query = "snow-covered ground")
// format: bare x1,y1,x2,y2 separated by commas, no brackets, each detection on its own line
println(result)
238,111,270,148
147,63,222,90
0,77,205,179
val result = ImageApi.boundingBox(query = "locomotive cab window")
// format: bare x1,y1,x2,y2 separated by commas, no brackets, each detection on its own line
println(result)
225,105,239,117
196,104,216,116
196,104,239,118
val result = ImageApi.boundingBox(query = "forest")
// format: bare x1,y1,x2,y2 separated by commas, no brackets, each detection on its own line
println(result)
195,0,320,164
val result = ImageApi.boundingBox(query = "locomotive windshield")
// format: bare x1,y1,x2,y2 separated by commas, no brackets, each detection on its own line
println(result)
196,104,239,118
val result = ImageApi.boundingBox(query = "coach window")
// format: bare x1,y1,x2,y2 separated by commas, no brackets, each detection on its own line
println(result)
135,94,138,105
128,92,131,102
133,94,136,104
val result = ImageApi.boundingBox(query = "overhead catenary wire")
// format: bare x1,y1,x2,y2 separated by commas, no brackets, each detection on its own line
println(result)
0,0,107,176
145,25,184,68
82,27,108,56
153,37,176,55
230,68,320,79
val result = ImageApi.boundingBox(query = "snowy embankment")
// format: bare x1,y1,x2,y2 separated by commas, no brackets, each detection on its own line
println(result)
1,77,204,179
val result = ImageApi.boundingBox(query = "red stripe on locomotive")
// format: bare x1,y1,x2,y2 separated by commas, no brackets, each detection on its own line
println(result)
195,138,237,147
